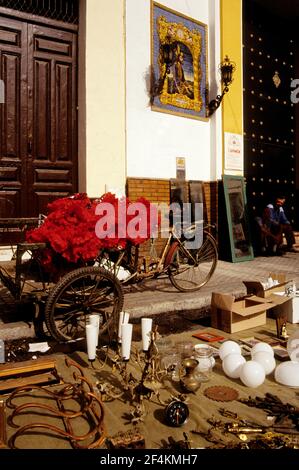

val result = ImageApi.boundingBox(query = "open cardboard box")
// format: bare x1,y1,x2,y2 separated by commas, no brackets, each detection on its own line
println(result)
243,272,291,299
243,272,294,321
270,292,299,324
211,292,273,334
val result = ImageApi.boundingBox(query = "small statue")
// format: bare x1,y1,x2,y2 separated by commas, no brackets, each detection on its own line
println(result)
276,316,288,341
280,323,289,340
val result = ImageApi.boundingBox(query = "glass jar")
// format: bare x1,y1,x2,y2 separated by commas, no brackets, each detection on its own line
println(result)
155,336,173,354
176,341,194,359
160,347,181,381
194,345,214,382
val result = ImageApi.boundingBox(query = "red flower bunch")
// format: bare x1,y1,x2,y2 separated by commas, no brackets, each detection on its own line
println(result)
95,192,158,248
26,192,158,271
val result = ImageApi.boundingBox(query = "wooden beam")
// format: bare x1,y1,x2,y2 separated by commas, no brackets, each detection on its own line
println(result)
0,359,57,379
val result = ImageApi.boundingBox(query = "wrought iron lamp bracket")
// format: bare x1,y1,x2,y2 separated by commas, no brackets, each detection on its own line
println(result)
207,56,236,117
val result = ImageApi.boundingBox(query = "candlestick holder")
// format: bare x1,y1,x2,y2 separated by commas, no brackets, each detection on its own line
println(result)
96,327,186,424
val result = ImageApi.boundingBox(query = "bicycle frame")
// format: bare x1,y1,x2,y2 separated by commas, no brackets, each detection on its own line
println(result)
109,222,212,284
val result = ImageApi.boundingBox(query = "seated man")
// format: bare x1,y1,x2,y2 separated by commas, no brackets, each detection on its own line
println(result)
255,207,283,255
264,196,299,253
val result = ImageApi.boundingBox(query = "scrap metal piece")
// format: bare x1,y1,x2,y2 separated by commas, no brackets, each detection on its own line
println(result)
0,401,7,448
106,429,145,449
0,358,61,395
204,386,239,402
240,393,299,429
0,358,57,379
6,358,106,449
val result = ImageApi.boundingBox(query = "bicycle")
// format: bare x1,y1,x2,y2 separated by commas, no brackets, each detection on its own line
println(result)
97,222,218,293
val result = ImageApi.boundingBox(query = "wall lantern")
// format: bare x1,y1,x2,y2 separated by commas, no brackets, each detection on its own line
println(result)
207,55,236,117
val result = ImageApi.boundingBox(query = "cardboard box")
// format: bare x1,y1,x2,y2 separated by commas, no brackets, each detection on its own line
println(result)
243,273,294,321
291,296,299,323
211,293,273,334
243,272,290,299
270,292,299,324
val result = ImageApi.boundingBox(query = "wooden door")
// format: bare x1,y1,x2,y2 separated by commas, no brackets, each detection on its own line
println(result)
243,1,296,226
0,17,28,218
0,16,78,218
27,23,78,216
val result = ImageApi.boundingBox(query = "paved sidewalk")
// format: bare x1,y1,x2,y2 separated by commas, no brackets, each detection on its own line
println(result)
1,252,299,341
124,251,299,322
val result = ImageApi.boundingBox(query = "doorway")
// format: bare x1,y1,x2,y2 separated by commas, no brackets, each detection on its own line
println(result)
0,3,78,218
243,0,298,229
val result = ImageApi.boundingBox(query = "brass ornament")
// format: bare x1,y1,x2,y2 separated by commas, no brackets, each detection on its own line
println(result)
180,358,201,393
272,71,281,88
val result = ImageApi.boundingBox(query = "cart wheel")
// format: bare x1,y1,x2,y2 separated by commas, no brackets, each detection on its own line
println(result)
33,302,52,340
44,266,124,342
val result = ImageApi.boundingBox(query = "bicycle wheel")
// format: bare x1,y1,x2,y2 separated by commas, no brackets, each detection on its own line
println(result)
45,266,124,342
166,233,218,292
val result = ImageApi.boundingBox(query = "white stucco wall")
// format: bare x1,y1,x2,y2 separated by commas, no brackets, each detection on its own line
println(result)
126,0,222,182
81,0,126,197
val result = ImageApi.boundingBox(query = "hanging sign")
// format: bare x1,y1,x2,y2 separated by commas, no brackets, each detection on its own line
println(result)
224,133,243,171
176,157,186,180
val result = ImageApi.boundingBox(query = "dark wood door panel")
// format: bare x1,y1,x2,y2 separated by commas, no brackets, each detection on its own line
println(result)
0,189,19,217
56,62,73,162
27,23,78,216
0,16,77,219
0,16,27,217
33,58,51,161
34,191,70,216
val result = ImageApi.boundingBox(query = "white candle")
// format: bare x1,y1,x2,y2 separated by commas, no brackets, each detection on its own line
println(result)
121,323,133,360
118,311,130,343
88,315,100,346
141,318,153,351
86,324,98,361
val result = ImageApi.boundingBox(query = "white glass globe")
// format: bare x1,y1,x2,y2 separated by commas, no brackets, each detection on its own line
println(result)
287,331,299,362
289,347,299,362
251,342,274,358
240,360,266,388
275,361,299,387
222,353,246,379
252,351,276,375
219,341,241,360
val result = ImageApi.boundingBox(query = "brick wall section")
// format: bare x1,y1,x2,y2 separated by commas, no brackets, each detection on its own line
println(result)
127,177,219,259
203,181,219,229
127,178,171,259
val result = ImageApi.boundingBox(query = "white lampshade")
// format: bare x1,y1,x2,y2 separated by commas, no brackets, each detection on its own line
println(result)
222,353,246,379
86,324,98,361
88,315,100,346
121,323,133,361
275,361,299,387
290,347,299,362
251,342,274,358
240,360,265,388
118,311,130,343
287,331,299,361
141,318,153,351
253,351,276,375
219,341,241,360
